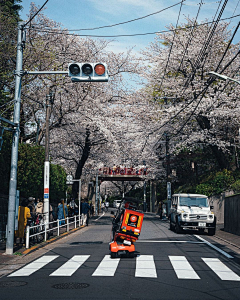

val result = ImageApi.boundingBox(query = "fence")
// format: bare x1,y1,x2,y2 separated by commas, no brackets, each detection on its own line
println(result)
25,215,81,249
224,194,240,236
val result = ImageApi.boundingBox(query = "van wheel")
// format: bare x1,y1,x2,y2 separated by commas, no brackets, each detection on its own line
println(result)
208,228,216,236
175,221,182,234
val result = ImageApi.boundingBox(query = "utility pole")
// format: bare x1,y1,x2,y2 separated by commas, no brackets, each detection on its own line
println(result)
43,93,53,229
165,132,171,217
95,173,98,215
6,22,25,255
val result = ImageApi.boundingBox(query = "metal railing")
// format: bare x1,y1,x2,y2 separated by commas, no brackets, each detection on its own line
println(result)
25,215,81,249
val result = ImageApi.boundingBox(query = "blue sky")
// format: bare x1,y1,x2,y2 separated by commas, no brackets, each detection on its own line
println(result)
20,0,240,55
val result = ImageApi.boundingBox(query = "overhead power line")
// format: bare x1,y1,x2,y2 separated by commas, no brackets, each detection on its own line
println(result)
158,0,184,92
27,14,240,38
24,0,49,26
33,1,185,32
184,0,229,87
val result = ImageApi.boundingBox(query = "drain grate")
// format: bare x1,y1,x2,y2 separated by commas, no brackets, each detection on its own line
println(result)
0,281,27,288
52,282,89,289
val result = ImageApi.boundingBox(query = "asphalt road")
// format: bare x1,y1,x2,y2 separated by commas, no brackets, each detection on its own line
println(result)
1,211,240,300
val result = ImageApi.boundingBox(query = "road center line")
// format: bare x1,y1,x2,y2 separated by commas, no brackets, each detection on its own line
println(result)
194,235,234,259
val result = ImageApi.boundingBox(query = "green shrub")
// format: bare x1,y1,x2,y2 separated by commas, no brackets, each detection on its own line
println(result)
231,180,240,193
196,183,213,196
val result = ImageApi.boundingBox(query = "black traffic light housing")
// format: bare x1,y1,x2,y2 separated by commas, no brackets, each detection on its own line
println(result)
68,63,108,82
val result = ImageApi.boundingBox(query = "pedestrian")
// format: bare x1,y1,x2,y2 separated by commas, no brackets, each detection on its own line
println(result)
28,197,36,221
69,198,78,216
15,199,31,244
105,201,109,212
112,164,117,175
89,202,93,217
35,199,44,221
49,203,54,233
81,199,90,226
159,201,163,219
58,199,68,225
101,201,105,213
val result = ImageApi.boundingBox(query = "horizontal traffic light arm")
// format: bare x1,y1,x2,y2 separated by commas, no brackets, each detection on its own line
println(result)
0,116,17,127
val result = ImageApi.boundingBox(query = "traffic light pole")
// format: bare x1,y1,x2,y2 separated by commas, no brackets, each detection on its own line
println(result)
6,22,25,255
5,23,108,254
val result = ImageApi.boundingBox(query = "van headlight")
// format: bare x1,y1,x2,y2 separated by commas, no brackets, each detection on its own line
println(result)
182,213,188,218
209,215,213,219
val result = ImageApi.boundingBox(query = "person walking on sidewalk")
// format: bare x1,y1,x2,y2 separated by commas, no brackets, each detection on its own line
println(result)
58,199,68,225
81,200,90,226
105,201,109,212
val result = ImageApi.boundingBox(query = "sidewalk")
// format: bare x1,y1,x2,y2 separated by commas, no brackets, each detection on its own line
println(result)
208,223,240,255
0,214,98,269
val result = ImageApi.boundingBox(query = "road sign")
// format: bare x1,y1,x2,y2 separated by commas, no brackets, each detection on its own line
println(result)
67,174,73,181
66,174,73,184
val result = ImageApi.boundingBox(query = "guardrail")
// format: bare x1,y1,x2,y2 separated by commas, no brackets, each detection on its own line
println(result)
25,215,81,249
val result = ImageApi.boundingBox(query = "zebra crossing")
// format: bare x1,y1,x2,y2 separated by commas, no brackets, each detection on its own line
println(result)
8,254,240,281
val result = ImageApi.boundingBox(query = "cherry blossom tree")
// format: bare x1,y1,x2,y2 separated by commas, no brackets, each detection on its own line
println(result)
140,18,240,182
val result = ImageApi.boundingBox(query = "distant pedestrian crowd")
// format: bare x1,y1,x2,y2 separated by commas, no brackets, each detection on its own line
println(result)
15,196,96,245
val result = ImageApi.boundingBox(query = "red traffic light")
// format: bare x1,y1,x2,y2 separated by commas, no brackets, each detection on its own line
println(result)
95,64,105,76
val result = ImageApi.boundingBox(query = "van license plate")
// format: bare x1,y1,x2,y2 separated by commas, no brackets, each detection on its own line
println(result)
198,222,206,227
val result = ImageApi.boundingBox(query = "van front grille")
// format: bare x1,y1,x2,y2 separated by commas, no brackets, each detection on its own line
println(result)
189,214,207,220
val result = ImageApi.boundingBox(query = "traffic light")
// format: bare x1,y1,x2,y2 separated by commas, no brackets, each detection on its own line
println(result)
68,63,108,82
0,127,4,151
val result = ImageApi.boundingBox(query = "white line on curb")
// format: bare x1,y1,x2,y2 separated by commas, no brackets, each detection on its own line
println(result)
194,235,234,259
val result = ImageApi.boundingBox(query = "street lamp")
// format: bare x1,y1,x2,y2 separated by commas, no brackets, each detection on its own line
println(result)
208,72,240,85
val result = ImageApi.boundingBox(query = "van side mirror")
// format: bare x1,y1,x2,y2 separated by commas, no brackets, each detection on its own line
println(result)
210,205,214,210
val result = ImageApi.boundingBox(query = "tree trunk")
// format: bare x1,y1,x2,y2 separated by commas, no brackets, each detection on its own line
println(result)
72,127,91,199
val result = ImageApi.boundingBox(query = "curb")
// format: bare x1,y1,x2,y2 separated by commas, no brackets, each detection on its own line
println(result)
19,225,86,256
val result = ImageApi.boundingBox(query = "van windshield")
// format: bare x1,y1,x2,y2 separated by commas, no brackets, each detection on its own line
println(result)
179,196,208,207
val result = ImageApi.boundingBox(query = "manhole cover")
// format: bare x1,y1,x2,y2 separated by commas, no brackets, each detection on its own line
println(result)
0,281,27,287
52,282,89,289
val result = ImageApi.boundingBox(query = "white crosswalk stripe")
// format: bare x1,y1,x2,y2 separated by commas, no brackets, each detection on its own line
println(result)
50,255,90,276
7,254,240,281
92,255,120,276
202,258,240,281
8,255,59,277
169,256,200,279
135,255,157,278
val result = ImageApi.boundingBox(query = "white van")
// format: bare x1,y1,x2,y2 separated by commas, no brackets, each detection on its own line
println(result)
113,199,122,208
169,193,216,235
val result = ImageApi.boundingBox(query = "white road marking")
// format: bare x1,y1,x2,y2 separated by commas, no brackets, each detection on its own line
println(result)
50,255,90,276
202,258,240,281
195,235,234,259
8,255,58,277
138,240,204,244
169,256,200,279
92,255,120,276
94,212,105,221
135,255,157,278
